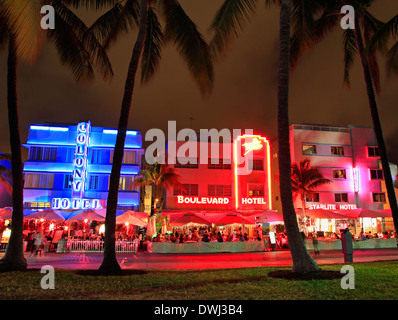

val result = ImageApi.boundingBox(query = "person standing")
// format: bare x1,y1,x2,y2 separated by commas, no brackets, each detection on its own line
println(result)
312,232,320,255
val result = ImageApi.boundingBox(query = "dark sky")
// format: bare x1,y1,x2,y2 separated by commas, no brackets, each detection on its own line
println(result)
0,0,398,163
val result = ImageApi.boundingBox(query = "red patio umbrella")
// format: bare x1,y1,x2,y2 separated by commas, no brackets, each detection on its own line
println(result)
213,213,254,225
123,210,149,220
338,208,392,219
66,209,106,221
170,213,213,226
0,207,13,220
305,209,351,220
24,209,66,221
116,212,147,227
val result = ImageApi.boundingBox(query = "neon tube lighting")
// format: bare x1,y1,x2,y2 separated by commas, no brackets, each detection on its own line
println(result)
233,134,272,210
103,129,137,135
30,125,68,132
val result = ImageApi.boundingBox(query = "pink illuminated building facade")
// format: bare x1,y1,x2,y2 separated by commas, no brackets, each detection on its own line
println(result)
163,133,272,213
271,124,389,213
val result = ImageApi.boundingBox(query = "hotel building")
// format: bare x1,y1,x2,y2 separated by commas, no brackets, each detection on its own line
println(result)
271,123,396,232
22,121,144,211
162,133,273,214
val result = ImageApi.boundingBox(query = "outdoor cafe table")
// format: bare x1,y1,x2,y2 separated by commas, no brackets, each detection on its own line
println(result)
305,238,397,251
147,240,265,253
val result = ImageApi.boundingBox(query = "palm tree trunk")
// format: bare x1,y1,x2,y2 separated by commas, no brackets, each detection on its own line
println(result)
277,0,319,274
354,18,398,233
99,0,148,275
0,34,27,271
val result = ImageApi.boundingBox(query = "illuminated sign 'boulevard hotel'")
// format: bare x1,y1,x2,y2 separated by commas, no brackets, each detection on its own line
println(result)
22,122,144,211
164,134,273,213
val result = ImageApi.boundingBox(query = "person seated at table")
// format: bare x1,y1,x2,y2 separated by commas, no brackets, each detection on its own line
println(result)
178,234,185,243
332,233,340,240
216,232,224,242
170,233,177,243
383,231,390,239
256,234,262,241
243,233,248,241
191,232,199,242
202,232,210,242
373,233,379,238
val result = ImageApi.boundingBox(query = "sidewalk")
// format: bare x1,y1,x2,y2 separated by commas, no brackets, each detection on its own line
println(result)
3,248,397,270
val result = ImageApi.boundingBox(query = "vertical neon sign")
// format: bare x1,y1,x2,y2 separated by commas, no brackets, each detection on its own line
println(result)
353,166,360,192
233,134,272,210
72,122,91,199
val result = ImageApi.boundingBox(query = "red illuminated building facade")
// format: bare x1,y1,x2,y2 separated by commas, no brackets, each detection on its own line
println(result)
163,133,272,213
271,124,394,213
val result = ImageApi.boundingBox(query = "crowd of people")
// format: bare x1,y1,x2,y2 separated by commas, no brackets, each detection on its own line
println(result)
151,230,263,243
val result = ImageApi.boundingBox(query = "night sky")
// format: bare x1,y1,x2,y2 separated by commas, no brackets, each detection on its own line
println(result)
0,0,398,163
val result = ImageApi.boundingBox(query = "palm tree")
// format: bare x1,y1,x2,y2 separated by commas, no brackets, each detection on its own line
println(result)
0,153,12,195
88,0,213,275
132,162,182,216
210,0,321,274
0,0,114,271
291,159,332,231
290,0,398,234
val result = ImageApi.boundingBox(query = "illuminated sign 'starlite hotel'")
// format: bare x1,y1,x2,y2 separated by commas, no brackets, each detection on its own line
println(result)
23,122,144,211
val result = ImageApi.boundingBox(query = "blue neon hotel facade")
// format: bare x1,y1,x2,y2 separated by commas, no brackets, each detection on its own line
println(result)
22,121,144,211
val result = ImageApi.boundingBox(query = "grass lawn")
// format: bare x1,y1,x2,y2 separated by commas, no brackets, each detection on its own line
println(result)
0,261,397,300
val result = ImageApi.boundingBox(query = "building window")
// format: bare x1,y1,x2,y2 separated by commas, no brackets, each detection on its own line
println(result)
90,149,104,164
24,173,54,189
370,169,384,180
208,159,231,170
110,150,137,164
248,159,264,171
373,192,386,203
89,175,100,190
333,169,346,179
63,174,73,189
29,147,57,161
335,193,348,203
248,184,264,197
173,184,198,196
208,185,232,197
174,158,199,169
306,192,320,203
119,175,135,191
331,146,344,156
302,144,317,155
367,146,380,157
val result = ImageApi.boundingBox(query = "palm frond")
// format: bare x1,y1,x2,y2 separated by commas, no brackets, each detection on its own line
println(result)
0,153,11,162
49,1,115,81
209,0,257,61
141,6,163,84
290,0,340,70
342,28,357,89
0,175,12,194
386,41,398,77
47,9,95,83
162,0,213,97
367,13,398,79
86,0,140,51
361,9,384,94
60,0,118,10
1,0,45,62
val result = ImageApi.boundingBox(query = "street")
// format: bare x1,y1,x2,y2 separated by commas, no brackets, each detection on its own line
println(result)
2,248,397,270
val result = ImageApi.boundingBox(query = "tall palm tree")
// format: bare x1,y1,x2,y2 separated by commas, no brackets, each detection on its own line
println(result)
0,153,12,195
291,159,332,230
132,162,182,216
290,0,398,233
210,0,321,274
88,0,213,275
0,0,114,271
